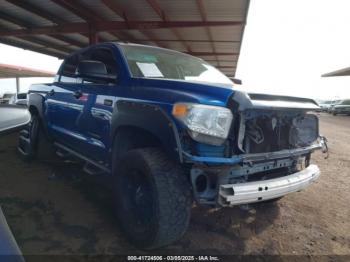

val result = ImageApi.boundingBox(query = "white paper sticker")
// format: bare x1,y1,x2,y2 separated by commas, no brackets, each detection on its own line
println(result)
136,62,164,77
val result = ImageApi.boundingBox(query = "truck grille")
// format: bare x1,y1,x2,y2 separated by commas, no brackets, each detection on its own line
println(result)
233,110,318,154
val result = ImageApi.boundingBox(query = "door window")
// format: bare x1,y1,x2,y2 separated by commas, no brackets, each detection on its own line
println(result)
59,47,118,85
80,48,118,84
89,48,118,76
59,54,79,83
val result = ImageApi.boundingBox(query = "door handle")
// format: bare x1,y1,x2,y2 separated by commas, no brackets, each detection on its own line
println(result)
73,90,83,99
48,89,55,96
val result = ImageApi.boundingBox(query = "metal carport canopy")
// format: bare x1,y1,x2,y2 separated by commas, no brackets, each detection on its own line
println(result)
0,63,54,93
0,0,250,78
322,67,350,77
0,63,54,78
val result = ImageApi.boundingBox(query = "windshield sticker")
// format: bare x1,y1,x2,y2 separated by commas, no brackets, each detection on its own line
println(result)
136,62,164,78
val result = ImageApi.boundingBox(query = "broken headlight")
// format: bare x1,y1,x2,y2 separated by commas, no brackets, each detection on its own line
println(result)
289,114,319,147
172,103,233,146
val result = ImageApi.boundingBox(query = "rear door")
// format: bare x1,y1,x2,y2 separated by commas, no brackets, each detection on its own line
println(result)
46,52,89,152
75,47,120,163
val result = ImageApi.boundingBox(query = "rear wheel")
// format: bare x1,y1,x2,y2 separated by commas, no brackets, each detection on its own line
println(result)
17,114,40,160
113,148,192,249
17,114,53,161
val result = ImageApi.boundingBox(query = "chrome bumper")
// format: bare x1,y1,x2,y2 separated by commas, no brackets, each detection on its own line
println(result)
218,164,320,206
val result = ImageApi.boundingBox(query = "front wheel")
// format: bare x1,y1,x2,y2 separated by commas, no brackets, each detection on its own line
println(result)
113,148,192,249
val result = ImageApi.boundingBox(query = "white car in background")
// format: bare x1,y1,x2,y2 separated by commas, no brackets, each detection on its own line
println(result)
0,93,15,104
318,100,332,112
8,93,27,106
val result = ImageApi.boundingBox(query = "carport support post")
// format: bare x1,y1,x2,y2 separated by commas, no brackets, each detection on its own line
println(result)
15,76,20,94
89,25,98,45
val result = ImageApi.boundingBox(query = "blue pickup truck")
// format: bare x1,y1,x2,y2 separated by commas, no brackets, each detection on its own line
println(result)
18,42,326,249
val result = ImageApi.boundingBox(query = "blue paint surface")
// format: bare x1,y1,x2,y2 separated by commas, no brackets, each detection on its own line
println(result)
32,43,237,167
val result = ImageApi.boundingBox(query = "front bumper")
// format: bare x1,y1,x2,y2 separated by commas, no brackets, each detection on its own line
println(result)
218,164,320,206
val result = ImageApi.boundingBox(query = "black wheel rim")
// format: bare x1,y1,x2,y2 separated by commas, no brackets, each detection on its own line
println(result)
121,169,155,234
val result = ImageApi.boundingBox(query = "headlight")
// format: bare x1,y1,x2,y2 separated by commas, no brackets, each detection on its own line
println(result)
172,103,233,146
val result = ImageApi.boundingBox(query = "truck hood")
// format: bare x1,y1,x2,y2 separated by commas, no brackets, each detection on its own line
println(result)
130,78,234,107
130,78,319,110
233,91,319,111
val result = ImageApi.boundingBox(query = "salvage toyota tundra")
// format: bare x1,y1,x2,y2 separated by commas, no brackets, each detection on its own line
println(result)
18,43,327,249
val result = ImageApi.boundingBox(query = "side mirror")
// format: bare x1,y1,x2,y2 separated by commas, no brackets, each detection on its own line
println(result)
76,60,116,83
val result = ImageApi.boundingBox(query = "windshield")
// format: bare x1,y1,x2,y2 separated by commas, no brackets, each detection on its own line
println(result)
341,99,350,105
120,45,233,86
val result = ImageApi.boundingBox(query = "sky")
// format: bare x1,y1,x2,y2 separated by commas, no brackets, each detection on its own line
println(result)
235,0,350,100
1,0,350,101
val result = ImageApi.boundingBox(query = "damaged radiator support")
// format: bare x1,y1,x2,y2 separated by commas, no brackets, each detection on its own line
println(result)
188,92,327,206
236,110,319,154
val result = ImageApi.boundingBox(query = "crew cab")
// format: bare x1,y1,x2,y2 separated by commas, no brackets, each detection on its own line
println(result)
18,42,327,249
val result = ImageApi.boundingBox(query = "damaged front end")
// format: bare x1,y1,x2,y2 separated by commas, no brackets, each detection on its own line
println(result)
183,91,328,207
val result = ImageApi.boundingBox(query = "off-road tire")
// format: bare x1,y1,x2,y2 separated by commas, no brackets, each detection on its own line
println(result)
113,148,192,249
17,114,54,162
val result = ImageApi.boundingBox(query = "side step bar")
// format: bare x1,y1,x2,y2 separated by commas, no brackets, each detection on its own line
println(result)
54,142,110,174
83,162,105,176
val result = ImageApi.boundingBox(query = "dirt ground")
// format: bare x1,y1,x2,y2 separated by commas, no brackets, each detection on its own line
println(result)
0,113,349,257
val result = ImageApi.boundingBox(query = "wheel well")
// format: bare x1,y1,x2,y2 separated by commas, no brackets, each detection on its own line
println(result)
28,105,39,116
112,126,163,161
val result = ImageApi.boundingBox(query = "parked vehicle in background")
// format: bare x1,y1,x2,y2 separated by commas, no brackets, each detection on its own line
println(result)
318,100,332,112
8,93,27,107
0,93,15,104
0,105,28,259
328,100,341,114
0,104,30,136
332,99,350,115
17,42,327,249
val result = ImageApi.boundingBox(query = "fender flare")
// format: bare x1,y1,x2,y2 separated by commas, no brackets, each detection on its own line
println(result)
28,93,45,118
27,92,50,137
111,100,183,163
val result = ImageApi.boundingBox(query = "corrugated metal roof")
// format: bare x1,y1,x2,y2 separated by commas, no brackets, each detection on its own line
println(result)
0,63,55,78
0,0,250,77
28,0,86,23
108,0,162,21
1,1,53,26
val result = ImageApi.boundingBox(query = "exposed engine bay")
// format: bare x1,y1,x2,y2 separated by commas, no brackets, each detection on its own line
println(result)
237,110,319,154
186,92,328,206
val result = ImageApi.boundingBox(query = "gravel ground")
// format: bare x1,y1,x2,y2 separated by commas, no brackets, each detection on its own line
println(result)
0,113,349,257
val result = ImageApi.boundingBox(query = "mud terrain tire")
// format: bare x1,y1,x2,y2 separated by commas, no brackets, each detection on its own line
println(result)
113,148,192,249
17,114,53,161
